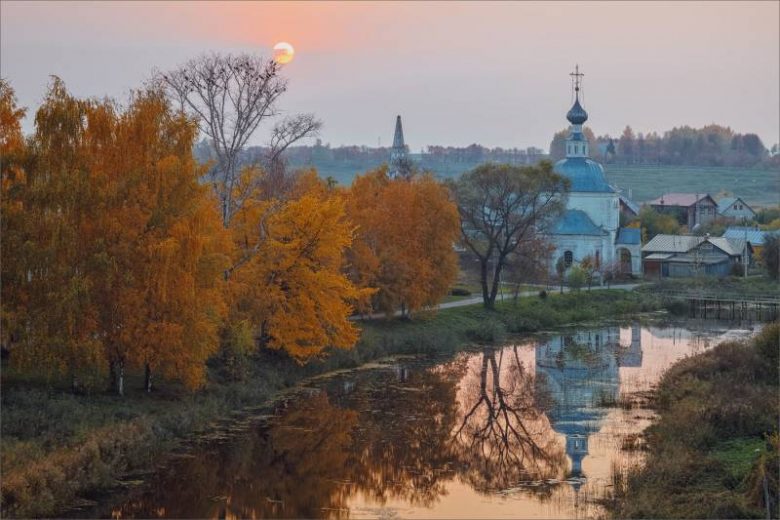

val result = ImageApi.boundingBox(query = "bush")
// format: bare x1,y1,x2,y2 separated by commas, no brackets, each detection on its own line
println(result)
567,265,586,291
538,290,547,299
449,287,472,297
466,318,507,344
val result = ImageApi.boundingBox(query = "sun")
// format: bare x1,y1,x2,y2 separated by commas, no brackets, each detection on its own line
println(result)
273,42,295,65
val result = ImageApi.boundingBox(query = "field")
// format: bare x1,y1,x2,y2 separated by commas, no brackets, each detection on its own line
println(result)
602,164,780,207
292,159,780,207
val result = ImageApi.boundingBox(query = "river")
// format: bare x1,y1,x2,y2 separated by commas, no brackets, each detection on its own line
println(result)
86,320,760,519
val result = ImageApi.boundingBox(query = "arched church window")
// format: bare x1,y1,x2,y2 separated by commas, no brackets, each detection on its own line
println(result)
564,250,573,267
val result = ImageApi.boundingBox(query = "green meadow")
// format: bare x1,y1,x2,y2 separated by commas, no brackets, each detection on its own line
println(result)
295,159,779,207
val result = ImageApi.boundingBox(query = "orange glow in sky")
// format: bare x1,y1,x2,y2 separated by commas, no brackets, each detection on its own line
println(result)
1,1,778,148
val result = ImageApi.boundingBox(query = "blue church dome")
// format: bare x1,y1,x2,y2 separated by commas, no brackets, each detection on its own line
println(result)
566,98,588,125
554,157,614,193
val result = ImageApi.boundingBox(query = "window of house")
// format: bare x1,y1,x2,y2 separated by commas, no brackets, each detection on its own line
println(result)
595,250,601,267
564,250,573,267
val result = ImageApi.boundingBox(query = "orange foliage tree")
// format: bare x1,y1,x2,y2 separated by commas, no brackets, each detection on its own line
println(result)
2,79,230,393
346,167,460,317
227,170,366,363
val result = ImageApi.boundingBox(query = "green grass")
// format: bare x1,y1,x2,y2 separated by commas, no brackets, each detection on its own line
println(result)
294,160,780,208
610,324,780,519
639,275,780,297
0,289,664,518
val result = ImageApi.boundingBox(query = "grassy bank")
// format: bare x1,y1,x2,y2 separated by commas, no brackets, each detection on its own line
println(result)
610,323,779,519
639,275,780,297
1,289,663,518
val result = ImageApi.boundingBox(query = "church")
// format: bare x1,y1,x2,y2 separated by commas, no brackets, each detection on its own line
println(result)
548,68,642,277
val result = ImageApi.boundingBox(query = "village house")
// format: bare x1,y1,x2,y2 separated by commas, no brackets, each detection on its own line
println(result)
642,234,751,278
717,197,756,222
647,193,718,229
722,227,777,263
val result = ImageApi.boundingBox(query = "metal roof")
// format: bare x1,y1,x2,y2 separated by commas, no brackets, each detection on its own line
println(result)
644,253,674,260
647,193,715,207
554,157,615,193
552,209,607,236
618,194,640,215
709,237,747,257
643,234,747,256
643,234,702,253
723,227,777,246
717,197,754,214
616,227,641,245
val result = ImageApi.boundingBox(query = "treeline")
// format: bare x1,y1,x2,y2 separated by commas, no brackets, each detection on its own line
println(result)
0,72,460,395
210,142,548,172
550,124,777,168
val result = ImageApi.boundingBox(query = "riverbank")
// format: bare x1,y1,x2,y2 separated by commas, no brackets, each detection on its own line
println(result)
1,289,666,517
609,323,779,519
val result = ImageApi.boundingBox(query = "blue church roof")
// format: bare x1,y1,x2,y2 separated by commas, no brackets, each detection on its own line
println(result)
554,157,615,193
553,209,607,236
566,98,588,125
616,227,641,245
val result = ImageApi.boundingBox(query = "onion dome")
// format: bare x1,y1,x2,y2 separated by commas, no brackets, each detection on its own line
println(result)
554,157,614,193
566,97,588,125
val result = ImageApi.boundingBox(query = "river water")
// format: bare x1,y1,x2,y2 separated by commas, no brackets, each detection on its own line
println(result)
92,320,759,519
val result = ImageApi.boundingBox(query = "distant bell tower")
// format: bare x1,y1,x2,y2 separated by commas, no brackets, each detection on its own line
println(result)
389,115,410,178
565,65,590,159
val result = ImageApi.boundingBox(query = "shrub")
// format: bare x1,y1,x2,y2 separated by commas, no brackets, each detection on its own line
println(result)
538,290,547,299
450,287,472,297
466,318,507,343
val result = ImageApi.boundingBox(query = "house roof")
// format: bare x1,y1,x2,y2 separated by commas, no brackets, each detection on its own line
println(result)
647,193,715,207
642,234,748,256
644,253,674,261
552,209,607,236
642,234,702,253
618,194,640,215
723,227,777,246
616,227,641,245
708,237,747,256
717,197,755,214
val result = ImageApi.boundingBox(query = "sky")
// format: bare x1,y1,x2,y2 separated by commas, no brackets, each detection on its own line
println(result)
2,1,778,151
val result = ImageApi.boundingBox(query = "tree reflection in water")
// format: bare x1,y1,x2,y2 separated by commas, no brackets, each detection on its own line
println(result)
454,347,567,497
106,348,569,519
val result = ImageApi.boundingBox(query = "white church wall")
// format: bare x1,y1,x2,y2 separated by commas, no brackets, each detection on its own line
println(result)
550,235,609,272
568,192,620,231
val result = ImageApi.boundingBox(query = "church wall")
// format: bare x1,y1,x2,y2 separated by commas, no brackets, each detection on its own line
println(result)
550,234,610,273
567,192,620,232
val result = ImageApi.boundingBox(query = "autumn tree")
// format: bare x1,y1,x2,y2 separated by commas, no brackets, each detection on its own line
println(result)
579,254,600,290
4,79,230,393
450,162,568,309
346,167,460,317
156,53,321,224
227,171,365,362
0,80,29,357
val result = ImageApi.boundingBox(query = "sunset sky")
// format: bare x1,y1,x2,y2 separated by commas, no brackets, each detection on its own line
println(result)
2,1,778,150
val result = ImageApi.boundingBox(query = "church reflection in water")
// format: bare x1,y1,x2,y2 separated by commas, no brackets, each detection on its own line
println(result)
534,324,642,490
98,324,645,519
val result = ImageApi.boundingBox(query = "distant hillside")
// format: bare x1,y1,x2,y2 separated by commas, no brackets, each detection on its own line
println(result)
286,158,779,207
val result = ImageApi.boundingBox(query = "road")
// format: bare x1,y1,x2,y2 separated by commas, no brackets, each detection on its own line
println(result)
354,283,642,320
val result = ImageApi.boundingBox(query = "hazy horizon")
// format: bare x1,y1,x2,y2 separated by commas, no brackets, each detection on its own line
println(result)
2,1,778,152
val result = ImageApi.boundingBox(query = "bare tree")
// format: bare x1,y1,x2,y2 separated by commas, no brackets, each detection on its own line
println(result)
155,52,321,225
450,161,568,309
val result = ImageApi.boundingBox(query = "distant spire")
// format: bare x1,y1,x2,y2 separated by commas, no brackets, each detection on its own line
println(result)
392,115,405,149
389,115,410,179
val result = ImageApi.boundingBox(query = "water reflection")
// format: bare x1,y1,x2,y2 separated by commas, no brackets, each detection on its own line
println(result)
98,322,756,519
534,325,641,492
